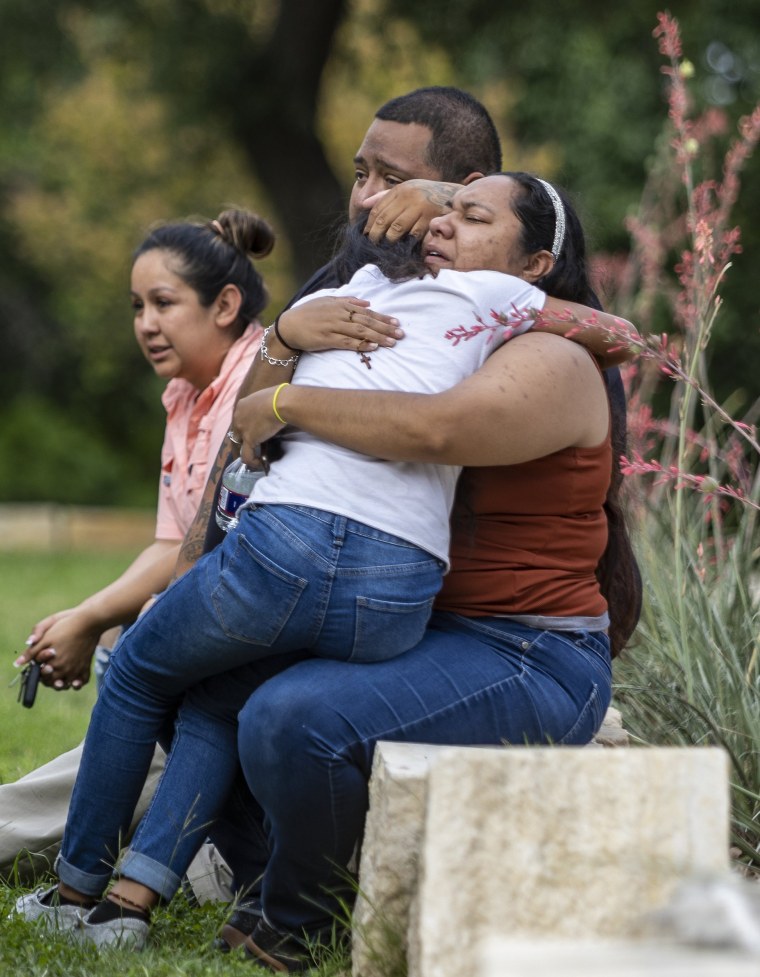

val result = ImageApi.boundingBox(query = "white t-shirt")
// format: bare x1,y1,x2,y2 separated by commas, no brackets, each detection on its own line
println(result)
251,264,547,565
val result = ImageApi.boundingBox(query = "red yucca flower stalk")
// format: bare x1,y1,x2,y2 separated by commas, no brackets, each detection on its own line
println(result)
614,12,760,573
610,12,760,878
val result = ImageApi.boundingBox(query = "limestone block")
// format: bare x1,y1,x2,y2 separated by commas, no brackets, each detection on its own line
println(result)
590,706,630,747
352,742,447,977
410,747,729,977
480,938,759,977
352,706,631,977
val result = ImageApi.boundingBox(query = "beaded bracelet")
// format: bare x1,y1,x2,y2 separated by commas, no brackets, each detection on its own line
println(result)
260,326,300,368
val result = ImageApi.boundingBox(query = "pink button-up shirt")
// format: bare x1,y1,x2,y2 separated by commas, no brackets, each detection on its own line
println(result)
155,323,262,540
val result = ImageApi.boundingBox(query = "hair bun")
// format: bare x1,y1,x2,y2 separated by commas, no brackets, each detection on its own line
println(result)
213,209,275,259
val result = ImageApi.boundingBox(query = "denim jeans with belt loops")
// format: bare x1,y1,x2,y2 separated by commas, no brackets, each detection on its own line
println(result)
214,612,612,937
55,504,443,898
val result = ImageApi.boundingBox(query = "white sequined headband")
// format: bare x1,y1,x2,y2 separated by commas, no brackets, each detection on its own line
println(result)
536,178,566,260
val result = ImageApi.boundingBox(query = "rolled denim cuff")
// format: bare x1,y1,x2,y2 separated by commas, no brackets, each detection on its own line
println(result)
117,848,182,902
55,852,112,898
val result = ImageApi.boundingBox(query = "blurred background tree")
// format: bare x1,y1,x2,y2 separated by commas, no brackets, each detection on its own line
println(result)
0,0,757,504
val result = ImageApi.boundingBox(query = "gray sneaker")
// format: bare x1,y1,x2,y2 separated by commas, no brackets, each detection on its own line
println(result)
13,885,89,932
79,907,150,951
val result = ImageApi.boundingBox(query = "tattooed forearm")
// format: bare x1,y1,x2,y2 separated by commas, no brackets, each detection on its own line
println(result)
171,440,236,581
175,518,208,578
423,182,460,207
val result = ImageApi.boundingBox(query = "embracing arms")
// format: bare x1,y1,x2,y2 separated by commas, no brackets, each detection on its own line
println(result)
234,332,611,470
173,178,636,576
365,181,635,365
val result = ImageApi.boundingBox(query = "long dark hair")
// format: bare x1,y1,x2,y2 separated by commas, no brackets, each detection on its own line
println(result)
331,213,424,285
134,208,275,335
505,171,641,656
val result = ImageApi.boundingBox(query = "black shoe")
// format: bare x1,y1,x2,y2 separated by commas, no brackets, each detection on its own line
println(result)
213,900,262,953
243,918,313,973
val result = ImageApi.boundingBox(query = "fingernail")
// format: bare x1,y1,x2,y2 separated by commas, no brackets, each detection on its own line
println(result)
43,664,54,674
72,681,82,689
54,680,64,689
366,343,379,351
25,636,34,646
47,648,56,657
13,657,24,668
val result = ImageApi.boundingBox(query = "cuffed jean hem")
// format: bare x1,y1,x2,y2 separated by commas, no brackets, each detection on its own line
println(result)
55,853,112,898
117,849,182,902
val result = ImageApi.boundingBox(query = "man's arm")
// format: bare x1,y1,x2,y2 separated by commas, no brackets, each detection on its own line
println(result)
536,298,638,367
364,180,461,242
365,183,637,367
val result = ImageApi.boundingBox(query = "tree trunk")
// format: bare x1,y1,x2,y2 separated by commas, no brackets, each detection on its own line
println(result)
234,0,349,283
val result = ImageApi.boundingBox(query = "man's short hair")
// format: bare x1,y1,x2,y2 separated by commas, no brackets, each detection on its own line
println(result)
375,86,502,183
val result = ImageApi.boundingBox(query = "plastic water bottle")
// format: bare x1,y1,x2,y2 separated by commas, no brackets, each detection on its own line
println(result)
215,458,266,532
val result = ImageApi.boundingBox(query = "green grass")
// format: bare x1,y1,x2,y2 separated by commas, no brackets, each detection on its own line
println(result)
614,500,760,870
0,550,137,781
0,880,349,977
0,882,349,976
0,549,349,976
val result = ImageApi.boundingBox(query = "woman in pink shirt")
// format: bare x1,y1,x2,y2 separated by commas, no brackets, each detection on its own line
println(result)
0,209,273,881
25,208,273,689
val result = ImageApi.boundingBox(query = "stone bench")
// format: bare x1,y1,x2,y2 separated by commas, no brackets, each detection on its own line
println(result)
352,715,731,977
480,937,759,977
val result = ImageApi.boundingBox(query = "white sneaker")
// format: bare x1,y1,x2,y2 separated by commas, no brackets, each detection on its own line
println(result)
79,908,149,951
12,885,88,932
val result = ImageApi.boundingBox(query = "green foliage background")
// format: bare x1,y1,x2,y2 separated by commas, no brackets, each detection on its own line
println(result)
0,0,757,505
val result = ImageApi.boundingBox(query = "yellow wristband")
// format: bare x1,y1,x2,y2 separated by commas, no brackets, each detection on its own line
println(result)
272,382,290,424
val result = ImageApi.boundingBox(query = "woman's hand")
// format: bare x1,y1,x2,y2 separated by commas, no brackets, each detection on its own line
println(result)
276,297,403,354
233,388,287,467
17,608,98,690
364,180,461,243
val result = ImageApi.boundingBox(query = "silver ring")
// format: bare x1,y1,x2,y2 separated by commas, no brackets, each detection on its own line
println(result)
227,429,242,445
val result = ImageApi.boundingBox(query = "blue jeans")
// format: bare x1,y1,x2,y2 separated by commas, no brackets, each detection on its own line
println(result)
55,504,442,898
219,613,611,936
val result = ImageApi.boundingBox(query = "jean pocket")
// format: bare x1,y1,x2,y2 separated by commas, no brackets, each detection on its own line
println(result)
350,594,436,663
557,681,609,745
211,530,307,645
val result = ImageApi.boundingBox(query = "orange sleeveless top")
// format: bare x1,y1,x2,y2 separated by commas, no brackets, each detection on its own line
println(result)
435,436,611,619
